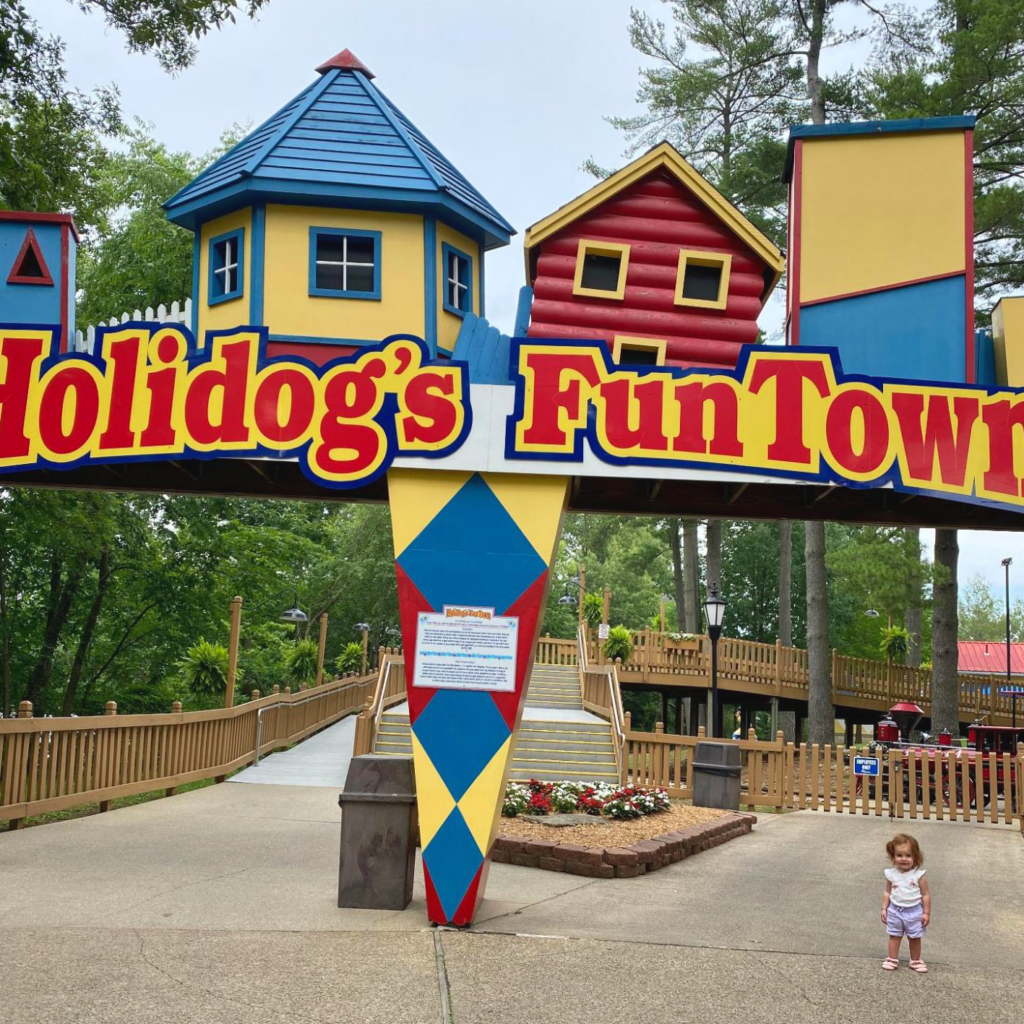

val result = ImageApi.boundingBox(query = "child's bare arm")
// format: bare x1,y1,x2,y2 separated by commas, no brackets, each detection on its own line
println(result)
919,875,930,925
882,879,891,923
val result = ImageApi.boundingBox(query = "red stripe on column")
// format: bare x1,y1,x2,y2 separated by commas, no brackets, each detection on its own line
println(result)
450,859,488,927
489,571,552,732
964,128,975,383
395,562,436,725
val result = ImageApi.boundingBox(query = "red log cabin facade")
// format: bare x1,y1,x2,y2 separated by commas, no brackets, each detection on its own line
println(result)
523,144,784,369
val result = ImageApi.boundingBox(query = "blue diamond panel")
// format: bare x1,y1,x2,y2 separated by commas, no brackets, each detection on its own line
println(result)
396,474,546,614
413,689,509,802
423,807,484,921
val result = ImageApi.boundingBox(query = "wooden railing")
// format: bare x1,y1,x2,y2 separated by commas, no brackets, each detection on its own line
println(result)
352,651,407,757
0,671,377,827
622,726,1024,830
537,635,577,666
576,626,626,777
539,628,1021,725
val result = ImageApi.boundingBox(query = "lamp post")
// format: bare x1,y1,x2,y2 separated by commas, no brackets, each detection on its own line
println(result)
704,590,726,738
355,622,370,674
1002,558,1012,693
280,594,308,638
660,593,672,633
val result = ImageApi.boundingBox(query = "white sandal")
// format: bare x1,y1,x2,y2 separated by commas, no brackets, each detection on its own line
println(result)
882,957,899,971
909,959,928,973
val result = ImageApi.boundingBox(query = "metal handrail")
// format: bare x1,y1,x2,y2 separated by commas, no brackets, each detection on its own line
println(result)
579,625,626,778
253,682,355,767
373,658,393,736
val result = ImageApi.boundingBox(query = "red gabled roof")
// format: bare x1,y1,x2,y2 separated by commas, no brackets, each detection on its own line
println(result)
958,640,1024,675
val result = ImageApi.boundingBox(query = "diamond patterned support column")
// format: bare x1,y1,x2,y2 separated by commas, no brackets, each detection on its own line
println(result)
388,469,569,925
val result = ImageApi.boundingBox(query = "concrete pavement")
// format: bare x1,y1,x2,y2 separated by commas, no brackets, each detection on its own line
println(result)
1,782,1021,1023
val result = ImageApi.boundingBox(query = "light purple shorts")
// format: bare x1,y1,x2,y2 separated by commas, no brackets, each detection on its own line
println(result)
886,902,925,938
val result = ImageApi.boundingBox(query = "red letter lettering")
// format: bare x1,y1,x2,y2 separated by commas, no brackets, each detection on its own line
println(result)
0,336,44,460
982,399,1024,497
401,372,458,445
184,339,252,446
98,335,142,450
601,378,668,451
520,352,600,447
254,369,315,445
38,366,99,456
890,392,979,487
314,370,381,476
673,381,742,457
825,388,889,475
748,358,830,464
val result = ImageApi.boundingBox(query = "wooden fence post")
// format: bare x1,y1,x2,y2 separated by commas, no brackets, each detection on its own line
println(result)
17,700,32,718
272,685,279,695
832,648,839,702
225,595,243,709
99,702,117,812
316,613,328,687
251,690,260,702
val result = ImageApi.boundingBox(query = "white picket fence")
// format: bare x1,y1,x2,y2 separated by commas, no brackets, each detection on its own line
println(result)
74,298,191,354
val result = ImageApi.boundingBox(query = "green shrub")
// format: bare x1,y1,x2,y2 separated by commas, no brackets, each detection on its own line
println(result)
603,625,633,663
178,638,230,699
335,641,364,675
879,625,910,664
582,591,603,628
286,638,320,686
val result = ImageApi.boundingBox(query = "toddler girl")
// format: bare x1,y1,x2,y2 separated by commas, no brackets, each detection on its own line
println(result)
881,833,930,972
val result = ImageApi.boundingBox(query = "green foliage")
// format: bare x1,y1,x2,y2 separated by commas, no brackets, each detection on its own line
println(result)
958,573,1024,640
582,591,603,628
286,638,320,687
879,625,910,664
335,642,364,675
603,625,633,664
178,638,229,700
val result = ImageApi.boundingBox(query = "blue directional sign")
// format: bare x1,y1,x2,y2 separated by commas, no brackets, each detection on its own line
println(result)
853,756,880,777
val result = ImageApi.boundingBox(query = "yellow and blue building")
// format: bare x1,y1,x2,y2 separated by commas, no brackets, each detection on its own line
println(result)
783,117,976,383
163,48,513,362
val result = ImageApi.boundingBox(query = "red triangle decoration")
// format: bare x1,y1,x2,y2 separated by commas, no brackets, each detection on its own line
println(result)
7,228,53,286
315,48,375,79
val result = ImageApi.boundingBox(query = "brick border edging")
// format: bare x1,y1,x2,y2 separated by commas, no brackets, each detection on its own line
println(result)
492,812,757,878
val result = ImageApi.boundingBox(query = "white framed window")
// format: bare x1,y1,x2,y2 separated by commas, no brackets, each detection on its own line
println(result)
442,242,473,317
208,228,244,305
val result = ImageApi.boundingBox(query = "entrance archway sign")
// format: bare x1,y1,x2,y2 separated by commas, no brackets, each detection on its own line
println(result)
3,56,1023,925
2,321,1023,923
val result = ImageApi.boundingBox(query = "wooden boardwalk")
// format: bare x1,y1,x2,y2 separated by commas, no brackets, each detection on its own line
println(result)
537,632,1019,728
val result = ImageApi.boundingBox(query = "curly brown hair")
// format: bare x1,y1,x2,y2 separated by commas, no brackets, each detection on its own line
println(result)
886,833,923,867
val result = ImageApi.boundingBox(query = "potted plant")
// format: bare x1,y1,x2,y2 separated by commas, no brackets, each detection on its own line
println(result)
664,631,701,651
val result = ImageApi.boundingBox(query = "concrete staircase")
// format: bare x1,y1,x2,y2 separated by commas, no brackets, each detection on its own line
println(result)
372,663,619,783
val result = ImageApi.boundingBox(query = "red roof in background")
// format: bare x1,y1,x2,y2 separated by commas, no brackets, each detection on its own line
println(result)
958,640,1024,675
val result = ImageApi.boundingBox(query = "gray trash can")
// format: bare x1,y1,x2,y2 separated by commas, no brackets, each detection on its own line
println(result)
692,741,741,810
338,754,417,910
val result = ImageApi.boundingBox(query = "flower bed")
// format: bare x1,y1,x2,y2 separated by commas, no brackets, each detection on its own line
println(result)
503,779,671,820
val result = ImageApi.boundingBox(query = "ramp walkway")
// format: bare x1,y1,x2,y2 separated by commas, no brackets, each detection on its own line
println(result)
229,714,357,787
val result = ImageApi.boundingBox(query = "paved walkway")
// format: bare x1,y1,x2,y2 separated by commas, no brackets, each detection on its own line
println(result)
1,783,1021,1022
230,715,357,787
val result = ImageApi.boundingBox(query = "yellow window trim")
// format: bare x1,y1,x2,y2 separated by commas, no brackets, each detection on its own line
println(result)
572,239,630,300
675,249,731,310
612,335,667,366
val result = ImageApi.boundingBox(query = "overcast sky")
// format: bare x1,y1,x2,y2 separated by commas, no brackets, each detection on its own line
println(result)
32,0,1024,604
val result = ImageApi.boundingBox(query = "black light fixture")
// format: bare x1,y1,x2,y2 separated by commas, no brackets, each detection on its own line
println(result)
558,585,578,607
354,622,370,633
703,590,726,737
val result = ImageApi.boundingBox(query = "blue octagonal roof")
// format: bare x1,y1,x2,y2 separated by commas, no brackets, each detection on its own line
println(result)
164,54,514,249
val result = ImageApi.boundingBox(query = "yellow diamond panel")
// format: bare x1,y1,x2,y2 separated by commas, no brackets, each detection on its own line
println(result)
388,469,472,558
456,735,512,856
483,474,569,564
411,732,456,849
